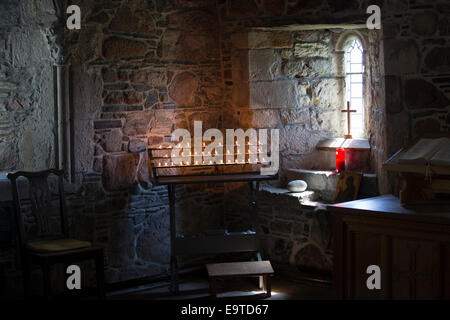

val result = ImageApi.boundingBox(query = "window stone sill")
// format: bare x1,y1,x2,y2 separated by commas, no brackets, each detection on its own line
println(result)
316,138,370,151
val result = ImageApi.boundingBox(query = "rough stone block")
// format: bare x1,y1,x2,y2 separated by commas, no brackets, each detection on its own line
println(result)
167,10,218,34
94,120,122,130
414,118,441,137
232,31,292,49
384,39,419,75
123,112,152,136
177,0,211,7
136,210,170,264
123,91,144,105
425,47,450,72
249,109,280,128
145,90,159,109
294,42,329,58
294,243,332,272
104,92,124,105
10,29,51,67
72,65,103,120
78,26,102,63
109,6,155,34
264,237,293,264
411,12,438,36
250,80,299,109
227,0,258,19
280,108,310,126
107,218,136,267
103,37,147,60
162,30,219,63
312,78,344,109
104,129,123,152
249,49,280,81
0,81,17,90
262,0,285,15
270,220,292,235
384,76,402,114
129,138,147,153
200,85,223,104
294,31,320,42
404,79,449,109
281,59,329,78
103,153,139,191
168,72,199,106
0,0,20,26
130,69,166,86
280,126,324,154
0,143,18,170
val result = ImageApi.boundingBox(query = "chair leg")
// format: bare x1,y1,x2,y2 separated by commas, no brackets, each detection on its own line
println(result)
170,256,179,294
264,276,271,298
210,278,217,299
22,255,31,300
42,260,52,300
95,250,105,299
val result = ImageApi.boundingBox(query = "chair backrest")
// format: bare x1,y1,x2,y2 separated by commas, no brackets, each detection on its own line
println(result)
7,169,69,246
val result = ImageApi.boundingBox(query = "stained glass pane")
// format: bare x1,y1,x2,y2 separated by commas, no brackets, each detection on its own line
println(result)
350,98,363,111
351,84,363,98
350,63,363,73
350,48,362,63
350,74,363,83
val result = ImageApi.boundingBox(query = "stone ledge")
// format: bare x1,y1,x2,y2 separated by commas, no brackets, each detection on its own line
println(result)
260,182,329,210
284,169,378,203
260,183,319,203
316,138,371,150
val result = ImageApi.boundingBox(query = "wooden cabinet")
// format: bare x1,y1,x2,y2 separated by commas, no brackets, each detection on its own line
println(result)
328,195,450,299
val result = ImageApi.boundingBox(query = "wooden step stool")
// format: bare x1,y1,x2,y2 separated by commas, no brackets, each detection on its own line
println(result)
206,261,274,298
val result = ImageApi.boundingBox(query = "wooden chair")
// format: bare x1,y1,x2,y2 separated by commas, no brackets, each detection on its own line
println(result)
7,169,104,299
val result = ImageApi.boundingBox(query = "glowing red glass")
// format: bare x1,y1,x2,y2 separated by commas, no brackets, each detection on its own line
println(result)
336,148,346,173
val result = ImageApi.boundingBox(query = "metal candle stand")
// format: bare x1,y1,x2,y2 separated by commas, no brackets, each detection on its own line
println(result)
148,142,277,293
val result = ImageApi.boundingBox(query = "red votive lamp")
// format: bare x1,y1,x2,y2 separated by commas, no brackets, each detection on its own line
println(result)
336,148,346,173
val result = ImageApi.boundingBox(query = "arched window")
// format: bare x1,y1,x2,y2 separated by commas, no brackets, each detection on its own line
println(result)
345,39,365,138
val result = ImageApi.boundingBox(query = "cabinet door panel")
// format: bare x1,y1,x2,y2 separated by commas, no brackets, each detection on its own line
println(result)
391,237,440,300
349,231,382,299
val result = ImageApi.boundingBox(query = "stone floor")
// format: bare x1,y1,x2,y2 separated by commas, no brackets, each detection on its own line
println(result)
107,274,337,300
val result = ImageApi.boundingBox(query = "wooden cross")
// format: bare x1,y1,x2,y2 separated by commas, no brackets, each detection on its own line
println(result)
342,101,356,139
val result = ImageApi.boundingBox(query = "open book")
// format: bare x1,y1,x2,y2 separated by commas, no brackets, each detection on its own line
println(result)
398,137,450,166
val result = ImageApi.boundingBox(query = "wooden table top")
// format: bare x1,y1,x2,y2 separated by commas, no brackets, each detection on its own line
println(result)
327,194,450,225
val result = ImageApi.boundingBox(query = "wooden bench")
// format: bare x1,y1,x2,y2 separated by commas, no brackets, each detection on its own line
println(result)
206,261,274,298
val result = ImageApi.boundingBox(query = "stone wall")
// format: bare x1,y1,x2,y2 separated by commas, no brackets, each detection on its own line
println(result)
381,0,450,192
0,0,62,174
1,0,450,298
65,0,227,283
225,183,333,274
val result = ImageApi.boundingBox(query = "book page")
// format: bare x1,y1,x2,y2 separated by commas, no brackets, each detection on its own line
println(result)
398,138,447,164
430,139,450,166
